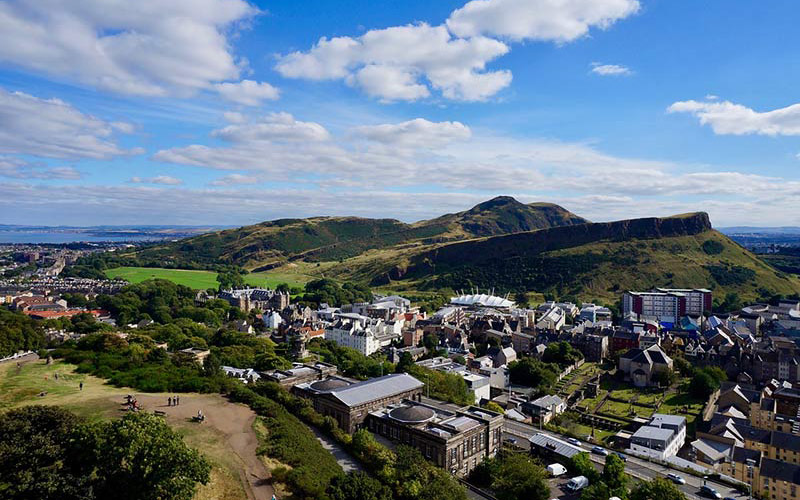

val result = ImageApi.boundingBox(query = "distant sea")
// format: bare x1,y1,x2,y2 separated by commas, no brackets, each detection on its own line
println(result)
0,231,164,244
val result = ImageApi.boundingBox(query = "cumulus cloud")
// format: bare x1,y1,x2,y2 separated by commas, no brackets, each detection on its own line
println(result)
276,23,511,102
214,80,280,106
0,87,138,159
590,62,632,76
668,98,800,136
0,0,266,97
355,118,471,148
129,175,183,185
447,0,639,42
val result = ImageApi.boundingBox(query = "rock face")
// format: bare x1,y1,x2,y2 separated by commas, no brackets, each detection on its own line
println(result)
386,212,713,280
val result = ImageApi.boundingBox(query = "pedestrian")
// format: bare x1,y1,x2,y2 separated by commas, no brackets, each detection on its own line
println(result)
54,372,58,380
79,381,83,391
176,395,180,406
168,397,172,406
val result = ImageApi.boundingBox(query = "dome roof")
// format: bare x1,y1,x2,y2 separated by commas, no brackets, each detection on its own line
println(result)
310,378,351,392
388,405,436,424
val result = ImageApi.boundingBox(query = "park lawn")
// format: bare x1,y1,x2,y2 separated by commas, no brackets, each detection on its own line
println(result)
105,266,311,290
0,359,247,500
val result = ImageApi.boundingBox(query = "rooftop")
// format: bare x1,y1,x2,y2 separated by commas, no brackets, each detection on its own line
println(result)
327,373,423,408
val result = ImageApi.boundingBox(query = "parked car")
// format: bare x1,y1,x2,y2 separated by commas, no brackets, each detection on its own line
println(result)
667,473,686,485
700,485,722,499
592,446,609,456
567,437,582,446
565,476,590,492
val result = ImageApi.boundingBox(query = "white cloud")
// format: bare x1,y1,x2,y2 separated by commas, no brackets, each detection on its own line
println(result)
211,112,332,143
0,0,264,97
0,157,82,180
355,118,471,148
129,175,183,185
590,62,632,76
209,173,259,186
214,80,280,106
447,0,640,42
276,23,512,102
0,87,137,159
668,98,800,136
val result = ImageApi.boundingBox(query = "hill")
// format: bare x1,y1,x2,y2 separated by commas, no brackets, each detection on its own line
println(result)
131,197,587,269
362,212,800,303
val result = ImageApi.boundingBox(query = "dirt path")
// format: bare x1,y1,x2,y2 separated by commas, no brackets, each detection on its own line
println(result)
133,394,275,500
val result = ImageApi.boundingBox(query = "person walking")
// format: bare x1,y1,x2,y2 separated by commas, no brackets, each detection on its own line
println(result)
79,381,83,391
175,395,180,406
168,396,172,406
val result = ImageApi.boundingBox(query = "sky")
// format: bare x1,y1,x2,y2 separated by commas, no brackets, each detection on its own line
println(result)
1,0,799,227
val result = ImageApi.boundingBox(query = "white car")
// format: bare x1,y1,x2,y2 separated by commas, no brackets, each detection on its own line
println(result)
567,437,582,446
667,473,686,485
592,446,609,456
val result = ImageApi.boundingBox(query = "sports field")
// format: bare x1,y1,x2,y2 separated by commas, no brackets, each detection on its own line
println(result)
105,266,311,290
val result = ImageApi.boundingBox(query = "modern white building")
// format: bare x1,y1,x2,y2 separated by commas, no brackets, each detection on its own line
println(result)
628,414,686,460
623,288,712,323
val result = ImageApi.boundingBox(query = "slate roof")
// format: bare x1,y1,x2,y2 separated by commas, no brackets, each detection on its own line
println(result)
761,458,800,483
328,373,423,408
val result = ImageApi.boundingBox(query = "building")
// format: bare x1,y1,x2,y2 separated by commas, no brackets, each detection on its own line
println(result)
574,334,609,362
450,292,515,310
218,287,290,312
366,401,503,476
618,344,673,387
416,357,490,403
536,306,566,330
628,414,686,460
262,362,338,388
294,373,424,433
179,347,210,363
623,288,712,323
523,395,566,425
760,458,800,500
611,330,640,353
579,303,613,324
528,433,584,462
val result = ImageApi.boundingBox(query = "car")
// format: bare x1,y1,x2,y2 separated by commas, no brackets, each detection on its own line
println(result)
666,473,686,485
591,446,609,456
700,485,722,499
614,452,627,462
567,437,582,446
723,497,737,500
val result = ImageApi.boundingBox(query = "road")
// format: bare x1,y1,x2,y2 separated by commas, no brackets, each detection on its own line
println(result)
503,419,745,500
418,398,745,500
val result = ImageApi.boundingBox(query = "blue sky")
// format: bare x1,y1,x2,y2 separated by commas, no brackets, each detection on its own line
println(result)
1,0,799,226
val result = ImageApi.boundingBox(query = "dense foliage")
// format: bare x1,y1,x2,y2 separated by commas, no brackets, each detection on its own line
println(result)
469,453,549,500
508,356,560,392
228,385,343,499
0,309,45,357
581,454,628,500
705,264,756,286
300,278,373,307
541,341,584,367
328,472,392,500
629,477,687,500
689,365,728,399
0,406,210,500
310,339,393,380
702,239,725,255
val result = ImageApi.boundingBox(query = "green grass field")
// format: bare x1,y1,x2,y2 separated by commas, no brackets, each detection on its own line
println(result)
105,266,312,290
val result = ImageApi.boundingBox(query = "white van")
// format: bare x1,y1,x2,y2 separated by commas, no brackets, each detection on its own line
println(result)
565,475,589,492
546,463,567,477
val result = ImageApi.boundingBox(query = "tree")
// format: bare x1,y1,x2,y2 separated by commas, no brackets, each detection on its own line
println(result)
602,454,627,497
569,452,600,483
0,406,95,499
652,368,678,388
508,357,558,391
328,471,392,500
629,478,687,500
492,453,549,500
514,291,530,308
689,366,727,399
94,412,211,500
482,401,505,414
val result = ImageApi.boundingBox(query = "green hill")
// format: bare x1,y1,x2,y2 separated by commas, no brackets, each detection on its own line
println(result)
362,212,800,303
131,197,587,269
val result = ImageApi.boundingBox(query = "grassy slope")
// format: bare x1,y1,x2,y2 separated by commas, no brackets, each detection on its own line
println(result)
131,198,586,270
105,266,312,290
0,360,246,500
531,230,800,303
